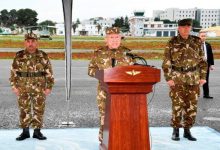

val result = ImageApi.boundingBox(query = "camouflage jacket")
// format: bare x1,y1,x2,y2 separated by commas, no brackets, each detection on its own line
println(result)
162,35,207,85
88,45,135,77
10,49,54,92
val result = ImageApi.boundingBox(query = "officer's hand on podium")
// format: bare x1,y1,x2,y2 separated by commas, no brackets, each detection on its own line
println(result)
167,80,175,88
12,87,20,96
44,89,52,96
199,79,206,86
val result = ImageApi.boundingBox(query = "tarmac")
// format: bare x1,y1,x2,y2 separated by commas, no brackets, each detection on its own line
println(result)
0,127,219,150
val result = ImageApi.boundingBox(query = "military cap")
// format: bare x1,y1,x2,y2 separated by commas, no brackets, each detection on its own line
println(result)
106,27,120,34
24,33,38,40
178,18,192,26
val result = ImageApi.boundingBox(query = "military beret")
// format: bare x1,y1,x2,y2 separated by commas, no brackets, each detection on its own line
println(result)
25,33,38,40
178,18,192,26
106,27,120,34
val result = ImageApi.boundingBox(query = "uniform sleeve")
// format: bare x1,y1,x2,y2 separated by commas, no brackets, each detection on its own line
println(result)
162,41,173,81
88,51,98,77
198,42,208,80
44,55,54,89
9,57,19,89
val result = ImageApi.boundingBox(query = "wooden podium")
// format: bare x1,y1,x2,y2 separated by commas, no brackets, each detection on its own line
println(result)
95,65,161,150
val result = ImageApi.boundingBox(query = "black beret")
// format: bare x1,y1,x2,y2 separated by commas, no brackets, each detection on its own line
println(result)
178,18,192,26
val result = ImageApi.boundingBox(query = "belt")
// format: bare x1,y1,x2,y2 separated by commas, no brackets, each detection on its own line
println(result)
172,66,198,72
16,71,46,77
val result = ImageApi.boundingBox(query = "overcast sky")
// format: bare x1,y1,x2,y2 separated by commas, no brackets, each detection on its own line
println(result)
0,0,219,23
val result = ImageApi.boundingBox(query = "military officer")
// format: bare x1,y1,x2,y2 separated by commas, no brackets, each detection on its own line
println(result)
162,19,207,141
10,33,54,141
88,27,135,143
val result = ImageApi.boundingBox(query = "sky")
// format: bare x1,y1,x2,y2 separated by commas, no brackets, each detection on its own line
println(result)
0,0,219,23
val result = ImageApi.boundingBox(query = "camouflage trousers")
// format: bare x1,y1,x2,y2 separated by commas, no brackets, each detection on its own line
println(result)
169,84,199,128
18,92,46,129
97,84,107,142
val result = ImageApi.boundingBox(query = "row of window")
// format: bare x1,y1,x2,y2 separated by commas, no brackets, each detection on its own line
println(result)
201,19,217,21
144,24,177,28
201,15,218,17
179,15,194,17
202,10,219,13
179,11,195,13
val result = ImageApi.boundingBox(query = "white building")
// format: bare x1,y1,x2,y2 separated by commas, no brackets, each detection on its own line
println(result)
144,21,178,37
158,8,197,21
129,11,178,37
129,11,146,36
56,17,115,36
153,8,220,28
197,9,220,28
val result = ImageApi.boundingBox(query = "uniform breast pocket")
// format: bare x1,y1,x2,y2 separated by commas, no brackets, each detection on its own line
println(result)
171,48,183,62
36,62,45,71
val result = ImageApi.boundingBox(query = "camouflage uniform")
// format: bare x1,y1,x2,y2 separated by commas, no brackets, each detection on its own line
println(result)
10,49,54,129
88,45,135,141
162,34,207,128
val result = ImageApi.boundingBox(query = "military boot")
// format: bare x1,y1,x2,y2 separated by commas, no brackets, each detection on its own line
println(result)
16,128,30,141
33,129,47,140
171,128,180,141
183,128,197,141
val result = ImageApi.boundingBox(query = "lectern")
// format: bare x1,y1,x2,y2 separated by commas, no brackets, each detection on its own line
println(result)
95,65,161,150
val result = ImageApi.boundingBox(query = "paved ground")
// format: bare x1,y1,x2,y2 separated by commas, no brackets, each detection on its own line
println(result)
0,59,220,133
0,127,219,150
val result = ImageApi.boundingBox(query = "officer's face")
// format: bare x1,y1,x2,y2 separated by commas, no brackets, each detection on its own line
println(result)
25,39,38,53
105,34,121,49
199,32,206,42
178,25,192,39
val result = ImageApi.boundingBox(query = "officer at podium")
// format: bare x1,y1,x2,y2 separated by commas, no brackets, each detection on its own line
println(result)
162,19,207,141
88,27,135,143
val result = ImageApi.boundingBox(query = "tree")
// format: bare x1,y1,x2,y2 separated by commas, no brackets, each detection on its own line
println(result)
192,19,202,32
124,16,130,32
16,9,38,27
93,19,97,25
0,9,10,27
76,18,80,24
39,20,55,26
72,22,78,33
161,19,176,24
154,17,160,21
96,23,102,34
113,16,130,33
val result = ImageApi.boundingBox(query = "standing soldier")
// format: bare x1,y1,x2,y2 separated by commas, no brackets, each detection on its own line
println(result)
88,27,135,143
10,33,54,141
162,19,207,141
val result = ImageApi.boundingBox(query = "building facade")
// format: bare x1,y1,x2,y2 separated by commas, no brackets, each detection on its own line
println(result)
56,17,115,36
153,8,220,28
129,11,178,37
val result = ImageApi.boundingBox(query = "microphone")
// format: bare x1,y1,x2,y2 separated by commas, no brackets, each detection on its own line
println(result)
112,58,116,67
126,52,148,66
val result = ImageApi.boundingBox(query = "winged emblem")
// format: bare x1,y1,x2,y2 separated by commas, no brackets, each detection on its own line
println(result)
125,70,141,76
